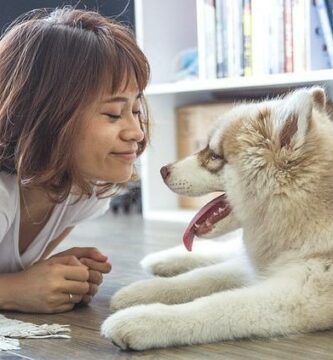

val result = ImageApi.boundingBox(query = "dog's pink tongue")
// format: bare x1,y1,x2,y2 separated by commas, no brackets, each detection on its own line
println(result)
183,227,196,252
183,194,230,251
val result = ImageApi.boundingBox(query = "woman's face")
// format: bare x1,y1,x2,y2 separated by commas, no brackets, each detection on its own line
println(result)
74,80,145,183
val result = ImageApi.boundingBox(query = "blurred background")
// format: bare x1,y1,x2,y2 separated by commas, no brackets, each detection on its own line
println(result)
0,0,135,29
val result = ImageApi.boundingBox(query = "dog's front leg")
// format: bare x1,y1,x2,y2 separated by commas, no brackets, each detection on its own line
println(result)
141,235,243,277
110,254,252,311
102,262,332,350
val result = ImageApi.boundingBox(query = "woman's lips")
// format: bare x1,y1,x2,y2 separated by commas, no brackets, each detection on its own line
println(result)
110,152,137,161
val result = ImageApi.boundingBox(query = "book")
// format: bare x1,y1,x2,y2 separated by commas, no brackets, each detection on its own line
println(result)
269,0,285,74
306,0,331,69
325,0,333,29
243,0,252,76
232,0,244,77
314,0,333,67
292,0,307,72
197,0,217,79
251,0,271,75
284,0,294,72
216,0,226,77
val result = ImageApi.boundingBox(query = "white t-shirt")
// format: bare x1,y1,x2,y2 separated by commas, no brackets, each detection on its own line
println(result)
0,172,110,273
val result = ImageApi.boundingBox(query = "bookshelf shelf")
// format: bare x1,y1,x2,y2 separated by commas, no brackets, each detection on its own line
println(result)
135,0,333,223
146,70,333,96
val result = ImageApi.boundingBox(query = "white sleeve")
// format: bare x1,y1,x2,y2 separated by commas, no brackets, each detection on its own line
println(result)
69,197,110,226
0,212,9,243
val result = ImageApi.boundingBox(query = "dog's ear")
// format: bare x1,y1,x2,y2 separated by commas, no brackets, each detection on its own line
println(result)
279,87,326,148
311,86,326,112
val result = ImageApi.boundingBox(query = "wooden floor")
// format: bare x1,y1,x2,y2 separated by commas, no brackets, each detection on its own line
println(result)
3,212,333,360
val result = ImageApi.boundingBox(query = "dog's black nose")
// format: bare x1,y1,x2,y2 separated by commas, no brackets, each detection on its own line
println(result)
160,165,170,180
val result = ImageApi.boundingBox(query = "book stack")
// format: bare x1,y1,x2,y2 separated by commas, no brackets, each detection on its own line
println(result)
197,0,333,79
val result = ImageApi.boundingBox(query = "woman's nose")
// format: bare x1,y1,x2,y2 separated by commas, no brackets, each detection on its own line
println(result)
121,117,145,142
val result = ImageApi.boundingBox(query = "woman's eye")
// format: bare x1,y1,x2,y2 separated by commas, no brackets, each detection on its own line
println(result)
103,113,121,121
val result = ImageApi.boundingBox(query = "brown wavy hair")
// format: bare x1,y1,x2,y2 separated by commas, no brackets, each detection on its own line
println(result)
0,7,150,202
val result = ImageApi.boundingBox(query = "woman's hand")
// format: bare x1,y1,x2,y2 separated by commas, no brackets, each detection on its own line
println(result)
1,256,90,313
51,247,112,304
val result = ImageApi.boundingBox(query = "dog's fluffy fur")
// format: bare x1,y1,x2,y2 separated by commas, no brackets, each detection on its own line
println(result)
101,87,333,350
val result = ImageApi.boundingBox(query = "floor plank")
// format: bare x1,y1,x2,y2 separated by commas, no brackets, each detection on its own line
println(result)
3,212,333,360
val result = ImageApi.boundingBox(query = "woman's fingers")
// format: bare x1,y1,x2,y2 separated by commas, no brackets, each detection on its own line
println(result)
88,269,103,285
47,254,109,308
59,279,90,295
58,264,89,282
49,255,82,266
80,257,111,273
54,247,108,262
88,283,98,296
80,295,92,305
59,293,83,305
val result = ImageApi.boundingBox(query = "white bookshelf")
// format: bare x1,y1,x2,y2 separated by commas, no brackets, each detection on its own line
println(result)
146,70,333,95
135,0,333,223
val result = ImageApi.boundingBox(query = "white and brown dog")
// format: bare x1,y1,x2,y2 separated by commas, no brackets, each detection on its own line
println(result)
101,87,333,350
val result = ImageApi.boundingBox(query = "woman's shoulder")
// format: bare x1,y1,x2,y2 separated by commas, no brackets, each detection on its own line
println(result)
0,172,18,231
0,172,18,207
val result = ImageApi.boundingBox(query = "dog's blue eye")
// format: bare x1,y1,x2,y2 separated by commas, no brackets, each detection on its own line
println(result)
133,110,141,116
211,153,222,161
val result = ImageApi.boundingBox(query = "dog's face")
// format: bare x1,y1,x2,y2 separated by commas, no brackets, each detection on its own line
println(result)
161,87,333,251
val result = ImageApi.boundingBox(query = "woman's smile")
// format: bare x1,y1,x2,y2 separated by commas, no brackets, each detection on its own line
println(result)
109,151,137,161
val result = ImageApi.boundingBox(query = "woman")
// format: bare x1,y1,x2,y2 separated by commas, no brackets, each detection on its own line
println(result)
0,7,150,313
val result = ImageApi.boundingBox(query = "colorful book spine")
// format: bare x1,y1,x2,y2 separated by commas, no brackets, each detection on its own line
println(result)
233,0,244,77
292,0,306,72
307,0,331,70
243,0,252,76
277,0,286,73
226,0,235,77
324,0,333,31
284,0,294,72
315,0,333,67
204,0,217,78
215,0,225,78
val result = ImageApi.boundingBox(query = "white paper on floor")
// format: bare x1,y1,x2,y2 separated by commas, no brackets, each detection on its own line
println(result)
0,315,71,351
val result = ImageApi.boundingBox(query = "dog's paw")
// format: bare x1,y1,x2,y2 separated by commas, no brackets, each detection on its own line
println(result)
110,277,172,311
101,304,177,350
141,247,207,277
140,253,188,277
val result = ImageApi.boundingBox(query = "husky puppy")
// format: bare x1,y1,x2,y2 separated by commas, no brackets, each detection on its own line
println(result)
101,87,333,350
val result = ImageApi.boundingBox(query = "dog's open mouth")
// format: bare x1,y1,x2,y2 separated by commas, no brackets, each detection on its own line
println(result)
183,194,231,251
